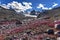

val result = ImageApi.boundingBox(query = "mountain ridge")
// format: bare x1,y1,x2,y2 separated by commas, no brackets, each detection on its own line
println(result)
0,6,25,21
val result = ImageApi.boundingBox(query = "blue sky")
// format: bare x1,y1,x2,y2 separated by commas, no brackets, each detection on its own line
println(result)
0,0,60,12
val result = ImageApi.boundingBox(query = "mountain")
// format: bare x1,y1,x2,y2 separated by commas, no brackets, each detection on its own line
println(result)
0,6,25,21
37,7,60,20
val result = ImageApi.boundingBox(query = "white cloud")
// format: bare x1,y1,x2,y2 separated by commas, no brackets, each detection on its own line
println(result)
37,4,52,10
0,4,10,9
37,3,58,10
0,1,32,12
22,2,32,11
37,4,44,8
52,3,58,7
23,2,32,5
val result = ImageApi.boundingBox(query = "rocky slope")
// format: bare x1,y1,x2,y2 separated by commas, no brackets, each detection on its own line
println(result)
37,7,60,20
0,6,25,21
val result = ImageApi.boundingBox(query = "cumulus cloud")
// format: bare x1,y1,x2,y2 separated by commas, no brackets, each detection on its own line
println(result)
37,3,58,10
37,4,44,8
23,2,32,5
0,1,32,12
37,4,52,10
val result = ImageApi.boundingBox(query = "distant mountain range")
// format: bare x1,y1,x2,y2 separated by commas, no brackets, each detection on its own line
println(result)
0,6,60,21
37,7,60,20
0,6,25,21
